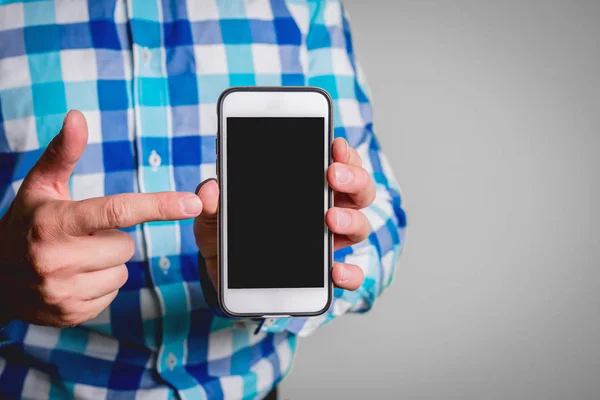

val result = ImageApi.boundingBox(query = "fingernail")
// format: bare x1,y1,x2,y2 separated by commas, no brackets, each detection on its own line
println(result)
181,195,202,215
335,164,352,184
336,209,351,227
339,265,349,283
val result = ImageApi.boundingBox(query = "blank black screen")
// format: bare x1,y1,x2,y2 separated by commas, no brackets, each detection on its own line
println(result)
226,117,326,289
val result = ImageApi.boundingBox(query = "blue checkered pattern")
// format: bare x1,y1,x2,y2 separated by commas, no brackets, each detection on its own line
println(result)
0,0,407,399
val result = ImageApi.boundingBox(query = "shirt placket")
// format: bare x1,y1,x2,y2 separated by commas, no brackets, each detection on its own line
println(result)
127,0,199,393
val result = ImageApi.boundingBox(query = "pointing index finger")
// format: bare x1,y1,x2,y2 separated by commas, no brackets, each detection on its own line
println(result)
63,192,203,235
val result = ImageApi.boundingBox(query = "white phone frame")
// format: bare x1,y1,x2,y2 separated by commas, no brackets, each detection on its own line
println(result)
216,87,333,318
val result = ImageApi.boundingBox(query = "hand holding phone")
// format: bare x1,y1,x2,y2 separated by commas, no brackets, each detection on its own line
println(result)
194,87,375,318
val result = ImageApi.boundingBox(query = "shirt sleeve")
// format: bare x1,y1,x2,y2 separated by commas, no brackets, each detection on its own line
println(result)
260,0,407,337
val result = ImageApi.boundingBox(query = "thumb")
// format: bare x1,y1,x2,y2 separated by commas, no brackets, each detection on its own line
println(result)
194,179,219,260
23,110,88,194
195,179,219,289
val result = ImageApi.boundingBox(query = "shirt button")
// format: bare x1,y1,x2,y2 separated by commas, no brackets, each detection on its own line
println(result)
149,150,161,171
166,353,177,370
142,46,151,65
159,256,170,273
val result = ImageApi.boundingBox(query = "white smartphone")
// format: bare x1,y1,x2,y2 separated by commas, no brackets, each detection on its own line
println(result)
216,87,333,318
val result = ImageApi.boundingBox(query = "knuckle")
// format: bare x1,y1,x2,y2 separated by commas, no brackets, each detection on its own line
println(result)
155,196,170,220
38,280,71,307
28,206,57,242
358,172,376,206
56,202,79,235
53,297,81,321
356,212,371,241
105,197,133,228
26,242,54,279
362,211,372,230
350,147,362,164
359,227,371,242
366,187,376,206
368,193,376,207
33,264,55,282
357,168,371,189
355,151,363,166
355,266,365,282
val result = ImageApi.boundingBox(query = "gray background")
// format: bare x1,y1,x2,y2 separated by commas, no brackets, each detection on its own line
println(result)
282,0,600,399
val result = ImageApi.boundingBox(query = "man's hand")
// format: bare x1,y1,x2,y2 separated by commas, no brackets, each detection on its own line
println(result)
194,137,375,291
0,111,203,327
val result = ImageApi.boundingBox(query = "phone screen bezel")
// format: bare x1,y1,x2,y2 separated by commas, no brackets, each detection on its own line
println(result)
216,87,333,318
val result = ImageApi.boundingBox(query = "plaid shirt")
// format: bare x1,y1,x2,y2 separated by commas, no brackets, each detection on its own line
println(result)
0,0,406,399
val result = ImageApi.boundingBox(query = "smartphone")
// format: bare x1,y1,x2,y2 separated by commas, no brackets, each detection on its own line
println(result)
216,87,333,318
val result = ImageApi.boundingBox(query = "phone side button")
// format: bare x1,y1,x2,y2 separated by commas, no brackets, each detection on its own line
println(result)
215,138,219,176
